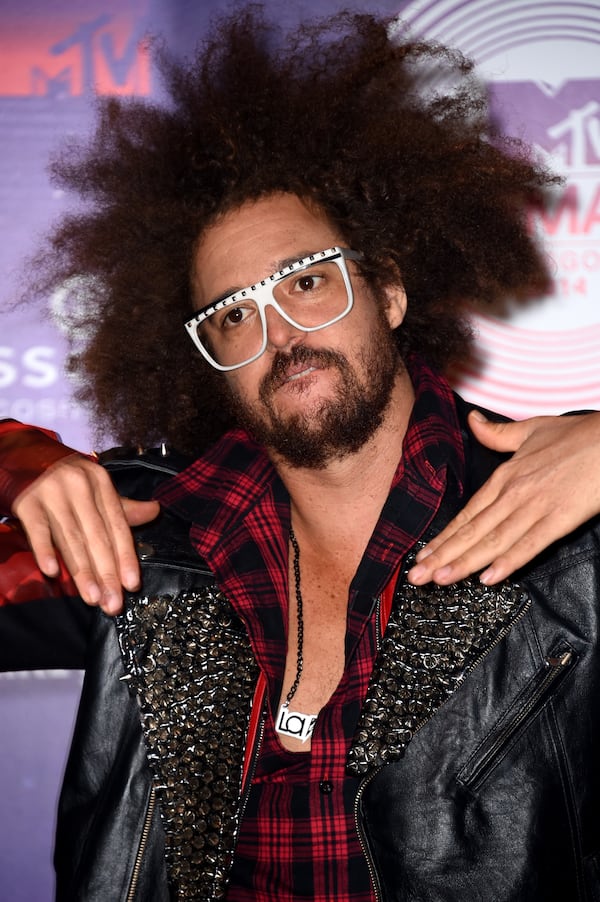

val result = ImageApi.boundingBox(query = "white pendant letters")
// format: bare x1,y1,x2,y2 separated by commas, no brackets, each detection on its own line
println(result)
276,704,318,744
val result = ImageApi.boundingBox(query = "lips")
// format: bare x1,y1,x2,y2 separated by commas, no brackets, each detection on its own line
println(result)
280,363,318,384
267,350,326,390
261,347,347,398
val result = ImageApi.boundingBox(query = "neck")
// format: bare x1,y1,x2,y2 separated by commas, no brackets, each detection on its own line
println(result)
272,369,414,557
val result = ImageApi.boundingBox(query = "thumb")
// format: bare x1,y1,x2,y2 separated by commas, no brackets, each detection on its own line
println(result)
467,409,535,453
122,498,160,526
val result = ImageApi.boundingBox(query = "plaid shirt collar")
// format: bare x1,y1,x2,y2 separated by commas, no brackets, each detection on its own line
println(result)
156,355,464,568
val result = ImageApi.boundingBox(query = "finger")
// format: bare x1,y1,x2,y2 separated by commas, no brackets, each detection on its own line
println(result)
110,499,160,592
32,468,129,612
415,506,482,561
12,459,157,613
13,501,62,580
72,491,159,610
20,500,105,606
122,498,160,527
414,474,506,562
13,489,105,602
467,410,539,453
90,488,145,594
410,411,600,586
413,451,549,571
84,470,159,602
412,505,574,586
408,521,506,585
477,515,562,584
408,491,539,584
46,498,126,612
408,522,521,586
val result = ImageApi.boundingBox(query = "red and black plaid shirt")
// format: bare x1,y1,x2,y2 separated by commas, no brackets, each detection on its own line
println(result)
157,358,465,901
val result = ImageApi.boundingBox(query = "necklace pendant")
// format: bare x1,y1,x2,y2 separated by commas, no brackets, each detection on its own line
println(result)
276,704,318,744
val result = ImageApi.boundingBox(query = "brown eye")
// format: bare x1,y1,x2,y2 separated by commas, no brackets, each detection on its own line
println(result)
298,275,316,291
224,307,245,326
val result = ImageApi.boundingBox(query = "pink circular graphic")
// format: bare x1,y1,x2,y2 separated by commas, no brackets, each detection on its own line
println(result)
401,0,600,416
405,2,600,59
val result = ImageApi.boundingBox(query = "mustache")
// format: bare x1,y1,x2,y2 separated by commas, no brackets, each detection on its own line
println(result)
260,345,350,394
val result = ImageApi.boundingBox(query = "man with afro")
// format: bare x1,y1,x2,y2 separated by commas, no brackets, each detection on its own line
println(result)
1,7,600,900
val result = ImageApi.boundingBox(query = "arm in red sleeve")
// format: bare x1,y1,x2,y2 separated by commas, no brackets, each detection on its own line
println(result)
0,420,158,615
0,419,89,516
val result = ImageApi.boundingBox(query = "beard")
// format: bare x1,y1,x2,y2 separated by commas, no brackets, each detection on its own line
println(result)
223,314,402,469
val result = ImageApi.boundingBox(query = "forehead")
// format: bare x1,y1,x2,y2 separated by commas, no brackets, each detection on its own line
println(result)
192,193,345,306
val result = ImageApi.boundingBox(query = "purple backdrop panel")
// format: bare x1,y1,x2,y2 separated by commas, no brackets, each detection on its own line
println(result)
0,0,598,898
0,672,83,901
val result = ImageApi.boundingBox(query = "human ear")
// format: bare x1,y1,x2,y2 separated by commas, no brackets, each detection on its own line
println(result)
382,282,407,329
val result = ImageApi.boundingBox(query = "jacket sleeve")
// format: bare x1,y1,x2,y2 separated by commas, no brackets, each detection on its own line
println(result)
0,519,94,672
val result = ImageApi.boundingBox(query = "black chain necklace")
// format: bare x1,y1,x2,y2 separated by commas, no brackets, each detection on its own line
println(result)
274,525,318,743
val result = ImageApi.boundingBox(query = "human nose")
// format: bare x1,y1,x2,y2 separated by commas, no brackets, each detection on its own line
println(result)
264,304,304,352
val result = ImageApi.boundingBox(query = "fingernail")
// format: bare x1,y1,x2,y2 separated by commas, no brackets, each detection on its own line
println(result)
123,569,140,591
407,564,425,584
102,589,122,613
433,565,452,582
42,556,60,578
470,409,487,422
86,583,102,605
479,567,495,585
415,547,432,561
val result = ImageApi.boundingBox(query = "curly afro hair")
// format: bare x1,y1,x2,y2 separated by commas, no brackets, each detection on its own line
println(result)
34,5,558,455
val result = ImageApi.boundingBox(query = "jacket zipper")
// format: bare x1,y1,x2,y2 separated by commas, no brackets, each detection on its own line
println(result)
126,785,156,902
459,643,575,791
410,595,533,742
354,768,384,902
105,459,180,478
353,596,384,902
240,707,266,817
352,591,533,901
217,686,267,898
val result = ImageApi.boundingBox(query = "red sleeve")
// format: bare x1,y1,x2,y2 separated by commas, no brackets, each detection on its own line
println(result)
0,419,93,515
0,520,78,605
0,422,105,670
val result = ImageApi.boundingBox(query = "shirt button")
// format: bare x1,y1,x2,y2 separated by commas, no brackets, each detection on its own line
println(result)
319,780,334,794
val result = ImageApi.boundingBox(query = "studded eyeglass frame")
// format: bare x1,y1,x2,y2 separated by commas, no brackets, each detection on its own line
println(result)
184,246,364,371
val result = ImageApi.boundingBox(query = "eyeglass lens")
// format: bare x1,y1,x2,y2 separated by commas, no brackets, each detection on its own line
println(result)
196,259,351,368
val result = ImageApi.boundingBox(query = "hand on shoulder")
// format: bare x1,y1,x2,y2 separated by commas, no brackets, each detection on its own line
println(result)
407,409,600,586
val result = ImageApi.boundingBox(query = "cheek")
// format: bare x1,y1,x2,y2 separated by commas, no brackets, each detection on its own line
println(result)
223,372,243,403
223,364,261,404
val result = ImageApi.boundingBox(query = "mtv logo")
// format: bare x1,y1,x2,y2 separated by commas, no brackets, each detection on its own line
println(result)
31,66,73,99
489,80,600,171
0,5,150,97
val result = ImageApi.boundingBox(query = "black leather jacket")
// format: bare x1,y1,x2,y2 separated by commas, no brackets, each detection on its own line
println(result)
2,398,600,901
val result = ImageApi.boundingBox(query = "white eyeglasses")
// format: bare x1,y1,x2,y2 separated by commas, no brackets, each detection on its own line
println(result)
184,246,363,371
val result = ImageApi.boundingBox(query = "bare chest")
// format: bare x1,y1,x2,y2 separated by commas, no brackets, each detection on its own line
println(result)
277,550,356,751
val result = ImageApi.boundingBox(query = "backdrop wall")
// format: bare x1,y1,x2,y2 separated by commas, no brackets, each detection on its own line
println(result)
1,1,598,898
